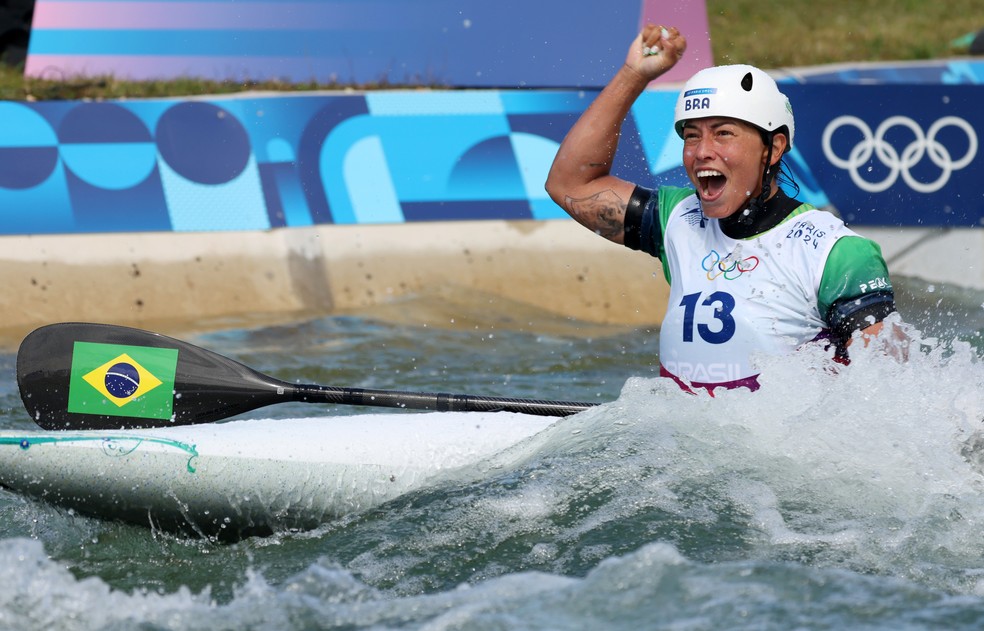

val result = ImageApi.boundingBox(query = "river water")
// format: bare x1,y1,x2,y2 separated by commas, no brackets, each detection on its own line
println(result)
0,275,982,630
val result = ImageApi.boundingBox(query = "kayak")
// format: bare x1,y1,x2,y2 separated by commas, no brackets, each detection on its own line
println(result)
0,411,556,540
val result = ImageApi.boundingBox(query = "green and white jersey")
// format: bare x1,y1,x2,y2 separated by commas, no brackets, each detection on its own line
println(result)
629,186,894,392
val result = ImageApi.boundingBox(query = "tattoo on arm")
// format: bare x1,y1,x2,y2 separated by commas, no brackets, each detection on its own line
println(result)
565,189,627,240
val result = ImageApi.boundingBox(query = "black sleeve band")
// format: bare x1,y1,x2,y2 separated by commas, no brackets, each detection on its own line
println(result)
623,185,653,252
826,290,897,341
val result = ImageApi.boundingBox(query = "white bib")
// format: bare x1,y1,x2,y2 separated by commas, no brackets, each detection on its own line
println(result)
659,195,855,388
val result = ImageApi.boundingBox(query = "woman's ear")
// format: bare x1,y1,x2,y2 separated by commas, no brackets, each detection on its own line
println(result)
770,133,789,166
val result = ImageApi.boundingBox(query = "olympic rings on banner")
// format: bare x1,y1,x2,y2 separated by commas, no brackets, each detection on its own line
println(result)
821,115,978,193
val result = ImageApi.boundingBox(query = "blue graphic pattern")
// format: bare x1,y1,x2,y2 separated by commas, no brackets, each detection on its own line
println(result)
1,61,982,235
0,90,630,234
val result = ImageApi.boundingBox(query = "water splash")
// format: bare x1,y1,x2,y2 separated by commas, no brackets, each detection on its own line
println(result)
0,281,982,628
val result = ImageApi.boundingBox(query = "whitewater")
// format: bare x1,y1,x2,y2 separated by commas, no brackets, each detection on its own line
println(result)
0,276,982,630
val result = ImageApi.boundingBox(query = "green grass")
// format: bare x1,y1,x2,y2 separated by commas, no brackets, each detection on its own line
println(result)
0,69,431,101
1,0,979,100
707,0,979,67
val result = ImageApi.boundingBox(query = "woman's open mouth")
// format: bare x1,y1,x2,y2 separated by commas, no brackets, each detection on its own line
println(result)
696,169,727,201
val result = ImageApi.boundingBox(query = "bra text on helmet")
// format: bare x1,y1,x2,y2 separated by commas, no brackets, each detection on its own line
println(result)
682,87,717,113
684,97,712,111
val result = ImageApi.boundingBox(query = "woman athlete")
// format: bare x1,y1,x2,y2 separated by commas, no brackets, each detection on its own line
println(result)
545,25,901,393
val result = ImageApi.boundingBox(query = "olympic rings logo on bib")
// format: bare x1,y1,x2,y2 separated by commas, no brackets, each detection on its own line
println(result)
702,249,759,281
821,115,977,194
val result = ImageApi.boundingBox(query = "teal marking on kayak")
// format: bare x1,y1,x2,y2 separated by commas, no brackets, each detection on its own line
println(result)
0,435,199,473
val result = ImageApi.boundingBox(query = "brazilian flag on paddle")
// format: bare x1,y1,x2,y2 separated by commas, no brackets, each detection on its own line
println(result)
67,341,179,420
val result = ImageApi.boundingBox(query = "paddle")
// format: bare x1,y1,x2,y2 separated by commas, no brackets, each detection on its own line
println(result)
16,322,597,431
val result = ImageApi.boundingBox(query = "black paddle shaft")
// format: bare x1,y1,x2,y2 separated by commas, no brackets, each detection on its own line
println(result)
16,322,596,430
293,384,594,417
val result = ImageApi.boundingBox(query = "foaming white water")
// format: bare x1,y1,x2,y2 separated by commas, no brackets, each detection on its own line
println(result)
592,330,984,591
0,534,972,631
1,323,982,629
0,539,210,630
411,326,984,595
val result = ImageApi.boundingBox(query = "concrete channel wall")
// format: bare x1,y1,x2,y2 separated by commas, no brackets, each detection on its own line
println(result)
0,221,670,347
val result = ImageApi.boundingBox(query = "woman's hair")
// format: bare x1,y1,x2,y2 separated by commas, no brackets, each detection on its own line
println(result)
758,126,800,198
776,157,800,198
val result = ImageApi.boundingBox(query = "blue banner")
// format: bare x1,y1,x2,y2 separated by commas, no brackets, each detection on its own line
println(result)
25,0,715,89
783,84,981,227
0,74,980,236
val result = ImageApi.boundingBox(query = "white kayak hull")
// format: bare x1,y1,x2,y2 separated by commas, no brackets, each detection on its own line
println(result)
0,412,555,539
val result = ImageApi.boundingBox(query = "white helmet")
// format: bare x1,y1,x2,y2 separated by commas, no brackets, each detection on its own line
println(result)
673,64,795,147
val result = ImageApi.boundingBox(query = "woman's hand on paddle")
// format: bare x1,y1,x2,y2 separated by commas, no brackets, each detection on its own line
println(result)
624,24,687,81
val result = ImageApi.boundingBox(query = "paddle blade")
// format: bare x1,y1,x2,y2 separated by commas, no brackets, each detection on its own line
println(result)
17,323,292,430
